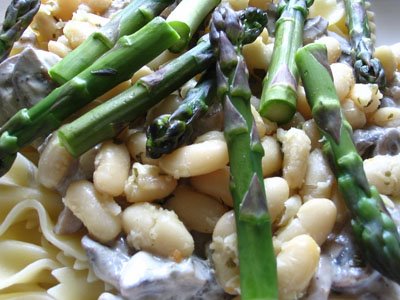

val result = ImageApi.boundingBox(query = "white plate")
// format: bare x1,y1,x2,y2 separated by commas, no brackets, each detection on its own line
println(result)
0,0,398,46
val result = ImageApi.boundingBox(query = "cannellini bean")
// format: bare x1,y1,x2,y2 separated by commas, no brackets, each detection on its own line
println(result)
277,195,302,227
190,166,233,207
126,131,159,165
341,98,367,129
251,105,267,138
63,20,98,49
302,119,321,149
165,185,228,233
64,180,122,243
275,198,337,246
300,149,335,202
315,36,341,64
264,177,289,223
124,162,177,203
82,0,112,14
371,107,400,127
349,83,382,114
374,45,397,82
93,141,130,197
277,235,320,300
364,154,400,196
38,134,77,190
297,85,312,120
210,211,240,295
122,202,194,259
331,63,355,102
261,135,282,177
277,128,311,190
159,131,229,178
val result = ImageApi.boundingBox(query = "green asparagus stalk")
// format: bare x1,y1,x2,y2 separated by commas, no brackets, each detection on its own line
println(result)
258,0,314,124
145,68,217,159
296,43,400,284
49,0,174,84
0,0,40,63
344,0,385,88
0,17,180,177
58,37,215,158
166,0,220,53
211,5,277,299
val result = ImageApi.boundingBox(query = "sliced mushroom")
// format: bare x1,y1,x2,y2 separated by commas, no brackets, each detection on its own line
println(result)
353,126,400,158
0,47,59,125
54,206,83,235
303,16,329,44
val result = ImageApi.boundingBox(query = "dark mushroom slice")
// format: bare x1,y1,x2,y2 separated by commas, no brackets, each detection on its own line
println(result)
54,206,83,235
303,16,329,45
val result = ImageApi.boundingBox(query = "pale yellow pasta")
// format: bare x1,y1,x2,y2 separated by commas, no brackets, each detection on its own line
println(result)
277,128,311,190
275,198,337,247
52,0,82,21
93,141,130,197
82,0,112,14
122,202,194,259
63,20,98,49
260,135,283,177
315,36,341,64
341,98,367,129
48,37,72,58
37,134,77,191
64,180,122,243
165,185,227,233
331,63,355,102
124,162,177,203
248,0,272,10
131,66,153,85
277,234,320,300
349,83,382,114
297,85,312,120
300,149,335,201
364,154,400,196
374,45,397,82
371,107,400,127
391,42,400,69
228,0,249,10
190,166,233,207
159,131,229,178
243,36,273,72
264,177,289,223
30,4,62,48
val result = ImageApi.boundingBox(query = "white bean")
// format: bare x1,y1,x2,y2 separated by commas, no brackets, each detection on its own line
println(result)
261,136,282,177
93,141,130,196
277,234,320,300
264,177,289,223
126,131,159,165
37,134,77,190
159,131,229,178
315,36,341,64
124,162,177,203
190,166,233,207
165,185,227,233
277,128,311,190
122,202,194,259
302,119,321,149
275,198,337,246
64,180,122,243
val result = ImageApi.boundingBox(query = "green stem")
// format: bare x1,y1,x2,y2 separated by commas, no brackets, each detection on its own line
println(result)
49,0,174,84
211,5,277,299
258,0,313,124
0,17,180,176
296,42,400,284
58,38,214,157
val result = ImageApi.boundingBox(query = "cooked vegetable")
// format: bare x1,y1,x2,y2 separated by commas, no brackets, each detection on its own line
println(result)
0,17,180,176
146,69,217,159
58,36,215,158
49,0,174,84
296,42,400,284
0,0,40,63
258,0,314,124
210,5,277,299
344,0,386,87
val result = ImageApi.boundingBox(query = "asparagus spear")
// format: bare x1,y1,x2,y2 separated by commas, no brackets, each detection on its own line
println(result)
145,68,217,159
49,0,174,84
0,17,180,177
166,0,221,53
295,43,400,284
210,5,277,299
0,0,40,63
58,37,215,158
344,0,385,88
57,7,269,159
258,0,314,124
